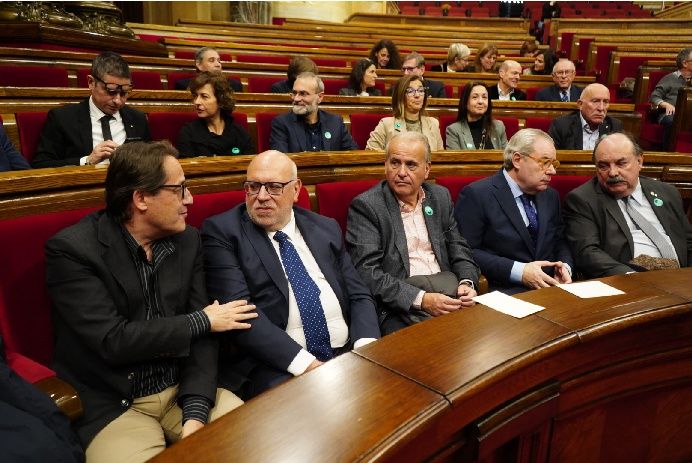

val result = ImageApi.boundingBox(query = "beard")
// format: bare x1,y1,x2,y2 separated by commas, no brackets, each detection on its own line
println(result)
292,101,317,116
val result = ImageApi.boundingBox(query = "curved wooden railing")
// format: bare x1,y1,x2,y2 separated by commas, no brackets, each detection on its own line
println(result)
149,268,692,462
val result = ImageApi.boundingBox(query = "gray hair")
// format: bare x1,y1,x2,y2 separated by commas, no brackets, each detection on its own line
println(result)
91,51,130,80
386,132,431,163
195,47,217,64
503,128,555,170
295,71,324,93
592,132,642,164
676,47,692,69
404,51,425,67
447,43,471,65
552,59,576,74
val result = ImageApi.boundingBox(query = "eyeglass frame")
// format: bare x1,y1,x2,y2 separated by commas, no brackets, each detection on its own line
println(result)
552,70,575,77
289,90,322,98
93,75,133,97
243,180,297,196
405,87,428,96
157,181,188,199
522,154,560,170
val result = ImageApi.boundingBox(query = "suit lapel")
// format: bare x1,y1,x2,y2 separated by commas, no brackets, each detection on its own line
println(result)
382,184,410,275
318,110,331,151
240,213,289,300
534,191,550,254
570,113,583,150
121,107,136,139
78,100,93,155
596,182,633,254
459,121,475,149
493,173,535,251
290,113,307,152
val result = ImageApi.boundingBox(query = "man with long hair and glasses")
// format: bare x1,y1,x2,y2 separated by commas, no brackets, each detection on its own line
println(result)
46,141,254,462
455,129,573,294
33,51,151,168
202,150,379,399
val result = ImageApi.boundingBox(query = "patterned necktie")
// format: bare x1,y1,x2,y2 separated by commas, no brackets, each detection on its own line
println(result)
100,114,113,141
623,197,678,261
560,90,568,102
273,230,333,361
520,194,539,244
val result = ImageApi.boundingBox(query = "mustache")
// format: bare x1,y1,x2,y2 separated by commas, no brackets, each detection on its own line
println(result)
606,176,625,184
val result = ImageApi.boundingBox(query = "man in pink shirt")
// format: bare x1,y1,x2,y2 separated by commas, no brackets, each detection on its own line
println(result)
346,132,479,335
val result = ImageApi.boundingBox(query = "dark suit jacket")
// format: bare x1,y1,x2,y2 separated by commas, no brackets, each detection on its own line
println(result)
32,99,151,168
423,78,447,98
535,84,583,102
270,80,292,94
46,211,218,446
0,124,30,172
269,109,358,153
487,85,527,101
454,170,573,294
201,206,380,388
346,181,479,314
564,177,692,278
548,111,623,150
175,76,243,93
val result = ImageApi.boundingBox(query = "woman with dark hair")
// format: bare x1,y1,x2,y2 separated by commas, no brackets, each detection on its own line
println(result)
339,59,381,96
366,74,443,151
445,81,507,150
369,39,402,70
469,44,498,74
177,71,254,157
523,49,557,76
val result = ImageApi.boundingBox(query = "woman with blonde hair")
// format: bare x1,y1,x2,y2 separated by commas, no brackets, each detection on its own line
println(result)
432,43,471,72
366,75,443,151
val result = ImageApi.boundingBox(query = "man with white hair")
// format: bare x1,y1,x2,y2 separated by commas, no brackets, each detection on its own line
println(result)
536,59,583,102
269,72,358,153
455,129,572,294
487,60,526,101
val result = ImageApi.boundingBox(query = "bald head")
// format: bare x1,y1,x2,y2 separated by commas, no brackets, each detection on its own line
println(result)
498,60,522,91
247,150,297,180
578,83,610,127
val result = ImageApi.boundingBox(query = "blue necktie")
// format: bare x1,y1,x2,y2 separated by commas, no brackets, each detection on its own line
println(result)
273,230,333,361
520,194,538,245
560,90,568,102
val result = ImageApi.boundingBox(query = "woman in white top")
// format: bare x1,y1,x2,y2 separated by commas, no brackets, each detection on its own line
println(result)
366,75,443,151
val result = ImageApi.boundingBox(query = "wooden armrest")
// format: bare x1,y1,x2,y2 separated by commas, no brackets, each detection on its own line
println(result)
478,275,489,295
34,376,83,422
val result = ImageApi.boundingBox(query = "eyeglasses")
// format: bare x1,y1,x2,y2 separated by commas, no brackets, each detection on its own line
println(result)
523,154,560,170
94,75,132,97
290,90,318,98
401,66,422,72
158,181,188,199
405,87,427,96
553,70,574,76
244,180,296,196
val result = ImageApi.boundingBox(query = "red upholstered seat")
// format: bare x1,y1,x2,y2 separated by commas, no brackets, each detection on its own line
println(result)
148,112,198,147
437,114,457,145
77,69,162,90
5,351,55,383
315,180,380,233
0,207,100,367
636,71,669,149
550,175,591,202
0,65,69,87
525,117,553,133
349,113,388,149
525,87,541,101
236,54,291,65
445,84,455,98
496,116,520,139
247,76,282,93
674,132,692,154
322,78,349,95
312,58,348,68
188,187,311,229
255,112,281,152
435,176,487,203
168,72,197,90
15,112,48,163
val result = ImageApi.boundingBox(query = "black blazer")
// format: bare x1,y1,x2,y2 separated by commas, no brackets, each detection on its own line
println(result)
177,113,255,157
423,78,447,98
269,109,358,153
535,85,583,102
46,211,218,446
175,76,243,93
32,99,151,168
548,111,623,150
487,85,527,101
270,80,292,94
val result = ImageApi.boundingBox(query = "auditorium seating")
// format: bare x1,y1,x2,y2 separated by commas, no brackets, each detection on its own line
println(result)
255,112,281,152
247,76,282,93
525,117,553,133
15,111,48,163
76,68,165,90
0,65,69,87
315,179,380,233
349,113,389,149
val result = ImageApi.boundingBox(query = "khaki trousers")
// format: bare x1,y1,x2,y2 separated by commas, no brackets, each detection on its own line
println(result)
85,386,242,463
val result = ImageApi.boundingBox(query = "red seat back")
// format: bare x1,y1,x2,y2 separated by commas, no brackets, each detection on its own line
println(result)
312,58,348,68
248,76,282,93
550,175,592,202
77,68,162,90
525,87,541,100
435,176,487,204
15,112,49,163
0,65,69,87
148,112,198,148
349,113,388,149
256,112,281,152
525,117,553,133
322,78,349,95
437,114,457,145
168,72,197,90
236,54,291,65
496,116,520,139
188,187,311,229
316,180,381,233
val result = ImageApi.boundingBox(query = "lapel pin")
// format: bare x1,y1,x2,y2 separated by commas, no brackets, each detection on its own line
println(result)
324,131,332,139
653,198,663,207
650,191,658,197
231,147,240,154
394,121,402,130
424,206,433,216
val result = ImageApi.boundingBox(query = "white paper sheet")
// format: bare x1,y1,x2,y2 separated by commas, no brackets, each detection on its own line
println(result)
473,291,545,318
557,281,625,298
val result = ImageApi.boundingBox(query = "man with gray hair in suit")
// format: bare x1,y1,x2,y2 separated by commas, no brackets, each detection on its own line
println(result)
346,132,479,335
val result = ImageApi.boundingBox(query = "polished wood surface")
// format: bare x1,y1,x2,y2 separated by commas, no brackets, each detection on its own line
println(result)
149,268,692,462
34,376,83,422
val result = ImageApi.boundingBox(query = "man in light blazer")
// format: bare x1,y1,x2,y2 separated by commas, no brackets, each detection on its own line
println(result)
269,72,358,153
548,83,622,150
455,129,573,294
535,59,582,102
564,132,692,278
32,51,150,168
202,150,379,399
347,132,479,335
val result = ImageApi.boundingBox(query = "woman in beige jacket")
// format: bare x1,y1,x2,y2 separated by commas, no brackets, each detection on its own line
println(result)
366,75,444,151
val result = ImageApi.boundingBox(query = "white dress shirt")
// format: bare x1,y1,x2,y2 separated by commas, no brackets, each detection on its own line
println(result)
80,97,126,166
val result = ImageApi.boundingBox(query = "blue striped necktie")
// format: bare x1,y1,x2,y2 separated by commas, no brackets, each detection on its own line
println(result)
520,194,539,245
560,90,568,102
274,230,333,361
